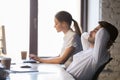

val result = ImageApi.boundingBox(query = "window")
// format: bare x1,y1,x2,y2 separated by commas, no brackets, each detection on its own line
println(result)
0,0,84,62
88,0,100,31
0,0,30,62
38,0,81,57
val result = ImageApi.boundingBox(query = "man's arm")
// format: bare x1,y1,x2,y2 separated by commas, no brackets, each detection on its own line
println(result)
93,28,110,63
81,32,90,50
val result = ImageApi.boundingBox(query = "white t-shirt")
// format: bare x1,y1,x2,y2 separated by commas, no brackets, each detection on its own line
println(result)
66,28,110,80
60,29,82,68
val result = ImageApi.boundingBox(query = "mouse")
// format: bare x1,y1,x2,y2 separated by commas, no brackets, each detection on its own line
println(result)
20,65,31,68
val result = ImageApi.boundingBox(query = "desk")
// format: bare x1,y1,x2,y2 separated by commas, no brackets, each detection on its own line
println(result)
7,63,75,80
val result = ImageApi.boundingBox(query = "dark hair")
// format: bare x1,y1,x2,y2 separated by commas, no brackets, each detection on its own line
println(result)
55,11,81,36
99,21,118,48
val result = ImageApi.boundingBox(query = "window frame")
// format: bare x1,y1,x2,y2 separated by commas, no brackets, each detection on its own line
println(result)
29,0,38,55
81,0,88,32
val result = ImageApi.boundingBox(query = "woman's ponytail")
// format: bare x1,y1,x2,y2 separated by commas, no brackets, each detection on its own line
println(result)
72,19,82,37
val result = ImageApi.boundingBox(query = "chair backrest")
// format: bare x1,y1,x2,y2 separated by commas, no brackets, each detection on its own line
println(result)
92,58,113,80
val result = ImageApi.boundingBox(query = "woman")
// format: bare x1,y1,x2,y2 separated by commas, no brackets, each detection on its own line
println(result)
29,11,83,68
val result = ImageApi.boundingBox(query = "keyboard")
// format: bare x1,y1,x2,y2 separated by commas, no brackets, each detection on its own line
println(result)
23,60,37,63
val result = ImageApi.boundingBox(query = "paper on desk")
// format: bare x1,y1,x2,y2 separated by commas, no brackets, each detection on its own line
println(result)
10,67,38,73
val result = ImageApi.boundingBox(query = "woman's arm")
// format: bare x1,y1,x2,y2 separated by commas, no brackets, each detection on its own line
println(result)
29,46,75,64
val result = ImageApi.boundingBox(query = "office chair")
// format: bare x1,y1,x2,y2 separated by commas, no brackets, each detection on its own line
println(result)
92,57,113,80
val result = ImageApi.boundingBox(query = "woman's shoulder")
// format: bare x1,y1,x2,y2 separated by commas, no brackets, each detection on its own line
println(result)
65,29,80,41
69,29,79,37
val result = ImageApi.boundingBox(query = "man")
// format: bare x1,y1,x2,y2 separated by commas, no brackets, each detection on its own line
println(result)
66,21,118,80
